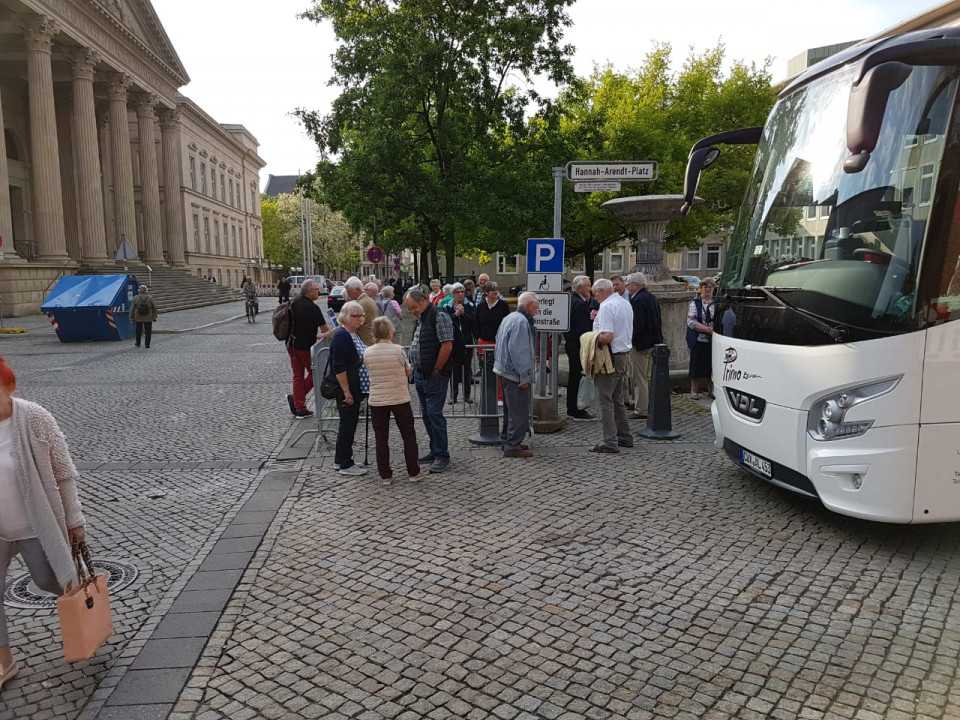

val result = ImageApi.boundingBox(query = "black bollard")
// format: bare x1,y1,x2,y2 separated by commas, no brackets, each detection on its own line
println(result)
637,343,681,440
469,347,502,445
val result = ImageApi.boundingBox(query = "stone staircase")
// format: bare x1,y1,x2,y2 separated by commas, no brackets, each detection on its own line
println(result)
75,263,242,312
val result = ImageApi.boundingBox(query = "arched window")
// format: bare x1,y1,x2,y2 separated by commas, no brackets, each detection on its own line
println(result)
4,130,19,161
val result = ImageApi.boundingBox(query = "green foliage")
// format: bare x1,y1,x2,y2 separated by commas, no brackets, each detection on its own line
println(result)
296,0,576,280
261,195,299,272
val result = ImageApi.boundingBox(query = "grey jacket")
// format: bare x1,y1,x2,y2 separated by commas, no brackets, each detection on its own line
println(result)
493,309,536,384
11,398,85,591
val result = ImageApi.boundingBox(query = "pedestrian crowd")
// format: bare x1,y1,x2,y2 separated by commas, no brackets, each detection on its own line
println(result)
279,269,713,480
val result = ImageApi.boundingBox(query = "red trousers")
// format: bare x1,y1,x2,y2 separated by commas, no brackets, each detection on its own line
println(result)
287,346,314,412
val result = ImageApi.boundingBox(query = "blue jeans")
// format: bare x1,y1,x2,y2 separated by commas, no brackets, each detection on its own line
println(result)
414,371,449,460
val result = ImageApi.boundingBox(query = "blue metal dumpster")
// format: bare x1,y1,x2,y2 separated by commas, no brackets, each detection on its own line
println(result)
41,275,139,342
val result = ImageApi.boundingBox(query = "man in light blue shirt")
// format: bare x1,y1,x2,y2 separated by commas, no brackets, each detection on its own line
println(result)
494,292,539,457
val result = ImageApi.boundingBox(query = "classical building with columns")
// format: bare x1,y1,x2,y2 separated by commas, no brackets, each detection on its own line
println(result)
0,0,265,315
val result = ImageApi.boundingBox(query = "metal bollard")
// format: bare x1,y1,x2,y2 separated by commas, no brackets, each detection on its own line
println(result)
637,343,680,440
469,346,502,445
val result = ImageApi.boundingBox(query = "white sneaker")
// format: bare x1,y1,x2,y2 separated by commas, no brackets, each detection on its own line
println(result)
408,473,425,483
338,465,367,476
383,477,394,486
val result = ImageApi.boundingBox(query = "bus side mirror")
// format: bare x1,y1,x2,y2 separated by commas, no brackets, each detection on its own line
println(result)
845,61,912,173
681,147,721,215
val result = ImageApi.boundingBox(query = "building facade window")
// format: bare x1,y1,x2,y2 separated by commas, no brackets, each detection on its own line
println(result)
214,220,220,255
192,214,200,252
239,228,244,258
189,157,196,190
919,163,935,205
220,174,226,202
496,253,519,274
229,179,234,206
594,254,604,273
805,205,817,220
686,248,701,271
231,225,237,256
608,252,624,273
200,162,207,195
203,217,210,254
706,244,721,270
251,187,256,211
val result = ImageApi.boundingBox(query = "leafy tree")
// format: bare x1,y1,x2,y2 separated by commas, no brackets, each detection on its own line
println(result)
261,195,298,273
297,0,576,281
274,192,360,275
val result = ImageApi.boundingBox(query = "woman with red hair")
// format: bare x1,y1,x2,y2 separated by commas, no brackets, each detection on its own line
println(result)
0,356,86,687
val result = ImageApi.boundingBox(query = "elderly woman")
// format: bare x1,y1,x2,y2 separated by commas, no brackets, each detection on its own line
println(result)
0,356,86,687
129,284,158,348
444,283,476,404
363,317,422,484
328,300,371,476
687,277,717,399
475,281,510,403
379,286,404,344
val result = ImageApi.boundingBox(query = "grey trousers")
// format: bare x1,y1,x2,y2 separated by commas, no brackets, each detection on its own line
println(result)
0,539,62,647
500,376,531,451
631,348,654,415
594,353,632,449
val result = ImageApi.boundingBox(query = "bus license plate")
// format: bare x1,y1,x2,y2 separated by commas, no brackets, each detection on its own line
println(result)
741,450,772,478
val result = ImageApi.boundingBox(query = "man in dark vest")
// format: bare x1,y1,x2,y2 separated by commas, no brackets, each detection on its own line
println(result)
404,287,454,473
626,272,663,419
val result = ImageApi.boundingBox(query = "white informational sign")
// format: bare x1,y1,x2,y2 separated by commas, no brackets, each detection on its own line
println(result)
533,292,570,332
574,181,621,193
565,161,658,182
526,273,563,292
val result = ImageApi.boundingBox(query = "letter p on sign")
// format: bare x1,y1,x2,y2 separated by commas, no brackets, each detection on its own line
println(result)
526,238,565,274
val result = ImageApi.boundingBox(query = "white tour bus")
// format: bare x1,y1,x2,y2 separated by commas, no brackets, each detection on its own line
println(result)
682,28,960,523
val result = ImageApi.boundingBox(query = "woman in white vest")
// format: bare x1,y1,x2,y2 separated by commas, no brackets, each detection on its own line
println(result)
379,286,404,344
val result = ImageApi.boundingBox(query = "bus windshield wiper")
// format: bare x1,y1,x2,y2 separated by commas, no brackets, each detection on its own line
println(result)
745,286,849,342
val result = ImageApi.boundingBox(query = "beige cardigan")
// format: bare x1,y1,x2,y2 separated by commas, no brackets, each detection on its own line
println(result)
363,341,412,407
11,398,85,591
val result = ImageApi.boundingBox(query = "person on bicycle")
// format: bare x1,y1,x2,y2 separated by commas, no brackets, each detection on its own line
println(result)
242,276,258,315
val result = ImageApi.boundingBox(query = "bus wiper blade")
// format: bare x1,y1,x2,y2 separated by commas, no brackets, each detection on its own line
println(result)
746,286,849,342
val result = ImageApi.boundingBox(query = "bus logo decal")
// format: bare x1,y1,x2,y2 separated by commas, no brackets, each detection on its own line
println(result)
723,348,738,363
726,388,766,421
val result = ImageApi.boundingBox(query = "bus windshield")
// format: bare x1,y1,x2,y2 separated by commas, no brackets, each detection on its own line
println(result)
723,62,960,341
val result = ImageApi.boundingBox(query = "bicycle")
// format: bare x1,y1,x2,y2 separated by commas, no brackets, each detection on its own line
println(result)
245,296,257,323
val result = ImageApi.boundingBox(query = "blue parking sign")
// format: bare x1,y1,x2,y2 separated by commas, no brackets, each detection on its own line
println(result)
526,238,565,273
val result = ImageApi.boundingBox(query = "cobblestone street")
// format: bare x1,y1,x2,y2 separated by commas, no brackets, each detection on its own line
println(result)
2,304,960,720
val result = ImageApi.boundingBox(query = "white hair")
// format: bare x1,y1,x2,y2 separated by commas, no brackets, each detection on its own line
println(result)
626,272,646,287
593,278,613,293
451,282,465,292
518,291,539,310
573,275,590,290
344,276,364,291
381,286,395,298
301,279,318,293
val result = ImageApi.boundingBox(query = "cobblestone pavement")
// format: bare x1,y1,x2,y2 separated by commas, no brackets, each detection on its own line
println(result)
3,307,960,719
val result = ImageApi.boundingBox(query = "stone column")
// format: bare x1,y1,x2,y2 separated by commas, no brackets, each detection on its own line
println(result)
135,94,164,264
65,48,108,263
158,108,186,266
21,14,69,263
0,83,20,260
97,107,115,257
106,73,137,254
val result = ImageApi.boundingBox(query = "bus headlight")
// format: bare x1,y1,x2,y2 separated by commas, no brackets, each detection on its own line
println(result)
807,377,901,441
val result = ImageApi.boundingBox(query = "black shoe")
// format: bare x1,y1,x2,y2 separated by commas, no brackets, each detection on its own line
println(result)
464,397,474,404
588,444,619,454
134,343,140,347
429,458,450,473
568,410,594,421
418,453,435,463
295,409,314,419
618,439,634,448
286,394,296,415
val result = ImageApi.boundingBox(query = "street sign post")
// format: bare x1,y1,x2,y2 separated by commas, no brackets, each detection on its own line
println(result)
533,292,570,332
366,246,384,264
565,161,658,182
526,273,563,292
574,181,621,193
526,238,564,273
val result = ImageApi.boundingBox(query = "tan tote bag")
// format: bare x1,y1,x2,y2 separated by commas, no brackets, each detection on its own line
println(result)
56,542,114,663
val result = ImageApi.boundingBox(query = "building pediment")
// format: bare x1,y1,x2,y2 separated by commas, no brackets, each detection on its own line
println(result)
90,0,189,86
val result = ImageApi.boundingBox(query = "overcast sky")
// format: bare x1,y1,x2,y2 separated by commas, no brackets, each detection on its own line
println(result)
151,0,940,189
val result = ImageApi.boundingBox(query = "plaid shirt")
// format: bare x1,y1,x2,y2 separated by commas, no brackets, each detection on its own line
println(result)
408,308,454,369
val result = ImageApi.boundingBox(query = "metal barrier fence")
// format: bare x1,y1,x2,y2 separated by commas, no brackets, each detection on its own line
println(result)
293,340,535,454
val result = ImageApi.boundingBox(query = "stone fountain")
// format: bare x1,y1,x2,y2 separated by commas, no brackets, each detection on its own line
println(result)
601,194,702,285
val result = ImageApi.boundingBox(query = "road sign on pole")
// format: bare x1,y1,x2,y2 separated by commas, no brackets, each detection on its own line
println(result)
533,292,570,332
526,238,565,273
527,273,563,292
574,181,622,193
366,246,384,264
565,161,658,182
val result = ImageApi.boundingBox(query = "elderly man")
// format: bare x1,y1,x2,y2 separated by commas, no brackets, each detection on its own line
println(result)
404,287,454,473
565,275,598,420
494,292,539,457
286,279,331,418
626,272,663,419
364,282,378,299
344,276,379,345
589,278,634,453
474,273,490,303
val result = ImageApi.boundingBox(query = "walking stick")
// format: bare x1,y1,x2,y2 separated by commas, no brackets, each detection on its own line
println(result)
364,398,370,466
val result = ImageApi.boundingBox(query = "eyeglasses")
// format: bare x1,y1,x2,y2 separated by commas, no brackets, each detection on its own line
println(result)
350,313,365,318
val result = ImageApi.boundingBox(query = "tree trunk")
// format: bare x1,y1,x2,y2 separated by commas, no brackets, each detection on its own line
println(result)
444,230,455,284
429,226,441,280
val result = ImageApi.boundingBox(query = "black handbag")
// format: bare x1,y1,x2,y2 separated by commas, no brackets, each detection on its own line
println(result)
319,352,340,400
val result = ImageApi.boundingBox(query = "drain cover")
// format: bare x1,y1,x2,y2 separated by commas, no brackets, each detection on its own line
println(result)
4,559,138,610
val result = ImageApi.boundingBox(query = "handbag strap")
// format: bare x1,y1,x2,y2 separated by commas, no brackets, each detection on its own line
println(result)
72,541,96,585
